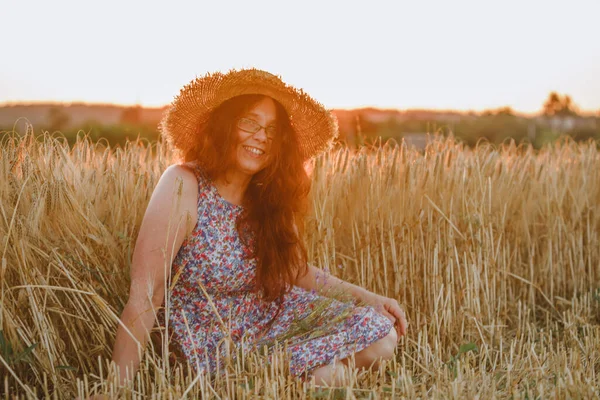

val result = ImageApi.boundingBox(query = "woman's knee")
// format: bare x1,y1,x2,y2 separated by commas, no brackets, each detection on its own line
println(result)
372,327,397,359
387,326,398,343
378,327,398,359
357,327,398,367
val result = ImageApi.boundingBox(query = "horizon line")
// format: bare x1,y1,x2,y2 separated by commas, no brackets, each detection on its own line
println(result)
1,99,599,118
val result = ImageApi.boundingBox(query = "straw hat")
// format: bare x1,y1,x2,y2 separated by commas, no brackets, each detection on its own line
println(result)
159,68,339,161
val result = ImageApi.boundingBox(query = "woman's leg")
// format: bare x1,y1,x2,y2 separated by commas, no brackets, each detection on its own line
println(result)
311,362,348,386
309,327,398,385
349,327,398,369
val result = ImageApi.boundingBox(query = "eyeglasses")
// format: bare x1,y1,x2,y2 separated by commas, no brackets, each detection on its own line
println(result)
236,117,277,140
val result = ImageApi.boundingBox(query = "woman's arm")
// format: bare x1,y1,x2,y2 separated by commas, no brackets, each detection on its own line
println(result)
295,264,408,337
110,164,198,386
295,263,368,300
110,298,162,385
290,218,408,336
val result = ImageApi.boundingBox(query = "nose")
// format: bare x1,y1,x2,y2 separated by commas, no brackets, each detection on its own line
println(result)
253,127,268,142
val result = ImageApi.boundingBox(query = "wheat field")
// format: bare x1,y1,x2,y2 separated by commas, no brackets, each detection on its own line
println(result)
1,126,599,399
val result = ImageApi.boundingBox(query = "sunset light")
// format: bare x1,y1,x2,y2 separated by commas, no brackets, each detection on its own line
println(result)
3,1,600,398
2,0,599,114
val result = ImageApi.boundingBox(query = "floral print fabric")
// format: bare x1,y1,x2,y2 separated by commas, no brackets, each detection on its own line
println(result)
159,161,393,378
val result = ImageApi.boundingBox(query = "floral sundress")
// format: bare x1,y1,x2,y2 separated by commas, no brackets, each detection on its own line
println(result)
157,161,393,379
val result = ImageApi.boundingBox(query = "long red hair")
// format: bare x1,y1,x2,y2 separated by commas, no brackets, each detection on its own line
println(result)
181,94,310,302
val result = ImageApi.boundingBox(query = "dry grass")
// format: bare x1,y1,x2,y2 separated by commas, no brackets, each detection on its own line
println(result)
1,125,599,399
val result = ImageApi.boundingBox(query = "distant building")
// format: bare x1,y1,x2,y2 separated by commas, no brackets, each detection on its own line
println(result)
534,115,597,132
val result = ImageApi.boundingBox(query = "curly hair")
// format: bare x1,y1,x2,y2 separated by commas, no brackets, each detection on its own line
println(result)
181,94,311,303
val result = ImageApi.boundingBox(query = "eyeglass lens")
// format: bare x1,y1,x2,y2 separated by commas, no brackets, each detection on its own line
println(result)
238,118,277,138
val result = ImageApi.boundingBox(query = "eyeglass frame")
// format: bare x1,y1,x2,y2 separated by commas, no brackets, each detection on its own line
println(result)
236,117,278,141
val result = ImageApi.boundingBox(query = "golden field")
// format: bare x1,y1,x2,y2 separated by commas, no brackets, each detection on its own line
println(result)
0,126,599,399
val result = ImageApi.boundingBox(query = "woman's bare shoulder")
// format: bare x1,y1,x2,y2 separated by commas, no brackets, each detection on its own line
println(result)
165,162,198,182
174,160,199,175
148,163,199,212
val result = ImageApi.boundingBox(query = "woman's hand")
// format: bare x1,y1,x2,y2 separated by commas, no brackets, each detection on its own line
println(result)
360,291,408,338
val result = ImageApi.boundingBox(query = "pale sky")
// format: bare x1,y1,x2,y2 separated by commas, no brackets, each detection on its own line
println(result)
2,0,599,114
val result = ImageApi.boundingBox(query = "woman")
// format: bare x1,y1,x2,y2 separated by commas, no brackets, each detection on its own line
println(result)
109,68,407,386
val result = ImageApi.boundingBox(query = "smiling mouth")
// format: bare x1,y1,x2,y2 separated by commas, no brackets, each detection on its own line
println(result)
243,145,265,156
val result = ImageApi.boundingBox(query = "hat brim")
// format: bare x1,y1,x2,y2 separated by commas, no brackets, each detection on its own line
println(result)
159,68,339,161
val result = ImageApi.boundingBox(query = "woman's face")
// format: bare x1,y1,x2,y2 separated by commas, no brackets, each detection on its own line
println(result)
232,96,277,176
